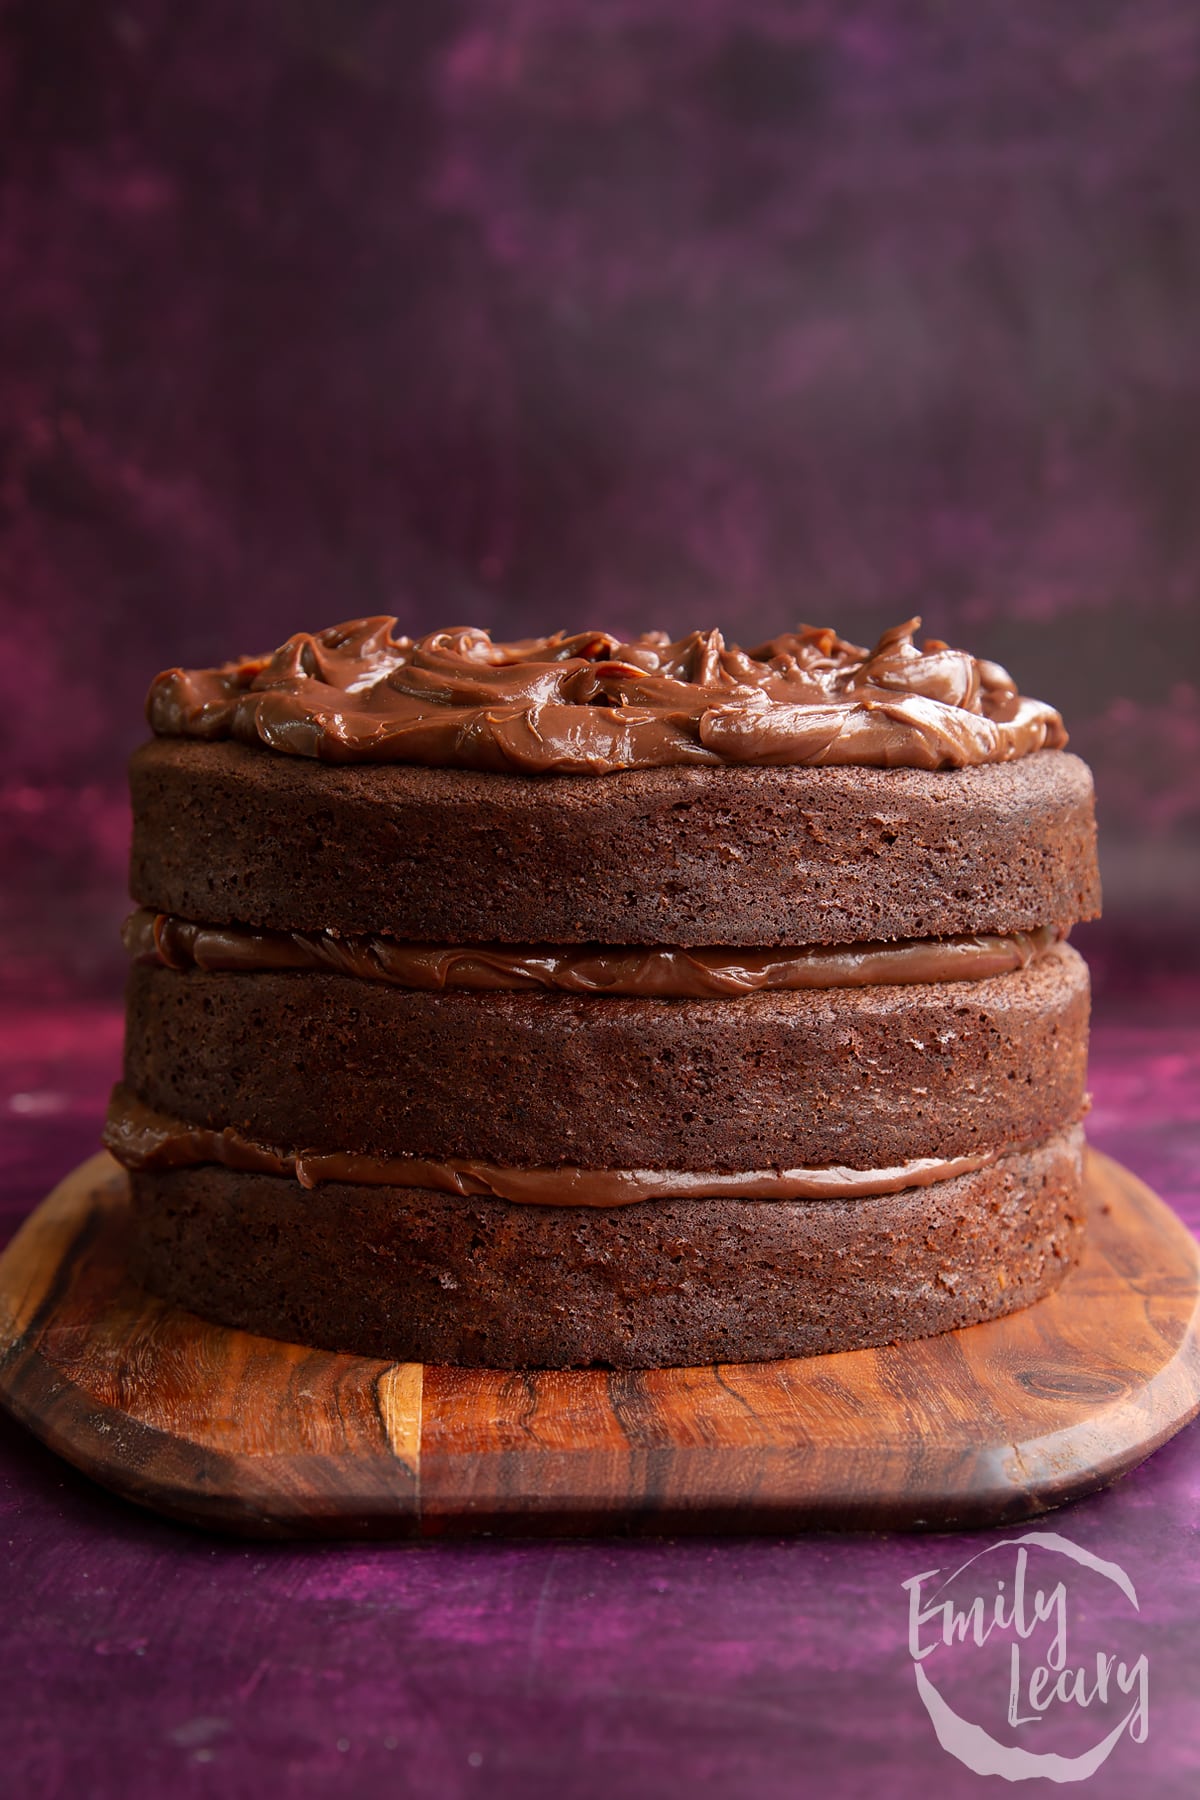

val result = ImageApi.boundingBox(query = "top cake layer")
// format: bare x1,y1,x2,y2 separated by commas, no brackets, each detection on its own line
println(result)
147,615,1067,775
130,743,1099,945
137,612,1096,944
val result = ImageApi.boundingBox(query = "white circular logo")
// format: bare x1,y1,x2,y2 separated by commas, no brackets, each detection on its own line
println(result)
903,1530,1149,1782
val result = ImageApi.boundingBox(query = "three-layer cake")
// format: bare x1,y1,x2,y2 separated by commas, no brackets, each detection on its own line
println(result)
104,617,1100,1367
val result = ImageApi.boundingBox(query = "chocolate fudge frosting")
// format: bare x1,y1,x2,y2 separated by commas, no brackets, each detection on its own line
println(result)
147,616,1067,774
104,1084,998,1205
124,910,1061,996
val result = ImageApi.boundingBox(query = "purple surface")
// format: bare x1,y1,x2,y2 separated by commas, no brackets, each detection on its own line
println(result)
1,974,1198,1800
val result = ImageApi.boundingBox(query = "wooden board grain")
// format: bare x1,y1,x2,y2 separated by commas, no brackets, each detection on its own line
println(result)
0,1150,1198,1537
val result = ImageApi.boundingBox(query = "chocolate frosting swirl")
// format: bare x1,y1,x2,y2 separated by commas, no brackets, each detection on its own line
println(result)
147,616,1067,774
125,911,1061,997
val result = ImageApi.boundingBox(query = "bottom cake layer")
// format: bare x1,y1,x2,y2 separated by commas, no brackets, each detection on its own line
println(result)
127,1127,1086,1369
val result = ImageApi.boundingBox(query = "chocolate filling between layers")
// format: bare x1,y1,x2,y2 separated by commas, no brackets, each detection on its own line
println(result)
104,1084,1006,1205
124,909,1063,996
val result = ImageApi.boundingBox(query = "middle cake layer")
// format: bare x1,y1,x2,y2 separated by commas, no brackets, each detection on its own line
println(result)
123,940,1088,1170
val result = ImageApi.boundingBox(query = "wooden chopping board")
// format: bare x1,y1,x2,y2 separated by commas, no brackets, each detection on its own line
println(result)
0,1149,1197,1538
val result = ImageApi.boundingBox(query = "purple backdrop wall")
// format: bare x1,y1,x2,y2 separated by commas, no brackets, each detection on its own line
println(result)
2,0,1199,998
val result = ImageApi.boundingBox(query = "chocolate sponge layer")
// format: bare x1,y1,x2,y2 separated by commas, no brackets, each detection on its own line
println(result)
129,740,1100,947
128,1127,1086,1369
122,942,1089,1171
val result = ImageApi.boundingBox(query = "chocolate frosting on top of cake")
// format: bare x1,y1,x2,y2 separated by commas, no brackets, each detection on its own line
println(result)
146,616,1067,774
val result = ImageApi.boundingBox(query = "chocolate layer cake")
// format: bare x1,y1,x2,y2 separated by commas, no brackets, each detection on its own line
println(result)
104,617,1100,1368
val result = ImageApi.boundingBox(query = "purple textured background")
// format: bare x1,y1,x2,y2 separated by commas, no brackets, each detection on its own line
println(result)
2,4,1199,1796
2,2,1199,917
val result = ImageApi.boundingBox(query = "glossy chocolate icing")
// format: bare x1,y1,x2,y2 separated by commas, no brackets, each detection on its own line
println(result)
124,910,1062,996
147,616,1067,774
103,1086,998,1206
